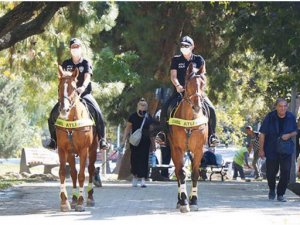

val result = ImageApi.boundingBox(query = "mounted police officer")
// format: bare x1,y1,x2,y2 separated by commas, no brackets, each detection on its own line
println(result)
45,38,107,149
162,35,219,147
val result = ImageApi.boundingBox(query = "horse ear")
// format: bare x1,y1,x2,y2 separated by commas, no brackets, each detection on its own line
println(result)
72,68,79,79
185,63,194,80
58,65,63,79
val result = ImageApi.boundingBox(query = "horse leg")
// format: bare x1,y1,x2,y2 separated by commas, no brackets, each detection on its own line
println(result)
189,155,201,211
75,149,88,212
68,154,78,209
172,148,190,213
59,150,71,212
87,138,98,207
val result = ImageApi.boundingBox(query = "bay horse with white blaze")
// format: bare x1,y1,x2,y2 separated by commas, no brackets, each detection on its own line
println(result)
168,63,208,213
55,66,98,212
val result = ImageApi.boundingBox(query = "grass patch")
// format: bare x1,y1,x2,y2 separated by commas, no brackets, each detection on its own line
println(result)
0,161,53,191
0,179,23,190
0,178,50,191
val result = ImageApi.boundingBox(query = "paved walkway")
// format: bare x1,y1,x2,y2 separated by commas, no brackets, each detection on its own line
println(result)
1,179,300,225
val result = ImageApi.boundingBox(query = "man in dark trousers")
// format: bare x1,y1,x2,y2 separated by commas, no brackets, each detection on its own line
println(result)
259,98,297,202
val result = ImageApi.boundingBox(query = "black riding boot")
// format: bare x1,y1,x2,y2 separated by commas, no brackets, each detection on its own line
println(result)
46,119,57,149
45,103,60,149
203,97,219,147
161,92,182,133
83,95,107,149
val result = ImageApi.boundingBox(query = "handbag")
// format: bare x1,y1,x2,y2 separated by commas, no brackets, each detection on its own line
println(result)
276,137,294,155
129,114,147,146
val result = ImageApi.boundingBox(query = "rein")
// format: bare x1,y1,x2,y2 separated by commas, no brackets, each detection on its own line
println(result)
168,73,207,128
61,90,80,112
183,74,204,109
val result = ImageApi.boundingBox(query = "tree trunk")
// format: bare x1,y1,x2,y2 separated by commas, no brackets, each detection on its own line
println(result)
148,8,187,116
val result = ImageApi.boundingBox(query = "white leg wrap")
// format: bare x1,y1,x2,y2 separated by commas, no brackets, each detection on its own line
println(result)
180,183,187,198
72,188,78,197
79,187,84,197
60,183,68,198
191,186,197,197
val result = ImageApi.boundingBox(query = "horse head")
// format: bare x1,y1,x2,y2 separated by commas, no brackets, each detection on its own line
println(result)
57,66,79,119
183,63,206,114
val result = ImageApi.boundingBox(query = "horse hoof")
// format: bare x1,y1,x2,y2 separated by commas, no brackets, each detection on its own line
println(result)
60,202,71,212
71,201,77,209
86,199,95,207
71,196,78,209
179,205,190,213
75,204,85,212
189,204,199,211
189,196,198,211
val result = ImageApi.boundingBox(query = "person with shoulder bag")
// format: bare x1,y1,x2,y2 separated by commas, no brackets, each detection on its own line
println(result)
121,98,154,188
259,98,297,202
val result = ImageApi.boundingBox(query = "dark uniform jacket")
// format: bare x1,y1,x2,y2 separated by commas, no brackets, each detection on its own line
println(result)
62,58,93,97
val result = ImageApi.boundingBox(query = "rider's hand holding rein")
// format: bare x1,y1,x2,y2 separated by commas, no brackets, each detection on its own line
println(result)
176,84,185,93
76,85,86,94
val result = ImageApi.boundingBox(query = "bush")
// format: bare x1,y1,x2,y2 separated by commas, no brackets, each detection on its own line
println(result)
0,76,31,158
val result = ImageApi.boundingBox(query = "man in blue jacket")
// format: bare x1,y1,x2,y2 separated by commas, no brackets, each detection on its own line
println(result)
259,98,297,202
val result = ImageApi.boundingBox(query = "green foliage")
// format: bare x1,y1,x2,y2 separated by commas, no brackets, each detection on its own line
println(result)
94,47,140,84
232,2,300,73
0,75,33,158
214,50,285,145
1,1,300,151
0,1,121,150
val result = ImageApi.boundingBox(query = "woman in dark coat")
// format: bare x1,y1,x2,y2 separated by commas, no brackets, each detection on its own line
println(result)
122,98,154,187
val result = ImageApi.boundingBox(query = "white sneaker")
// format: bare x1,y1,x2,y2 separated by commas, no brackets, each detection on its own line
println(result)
132,177,138,187
141,178,147,188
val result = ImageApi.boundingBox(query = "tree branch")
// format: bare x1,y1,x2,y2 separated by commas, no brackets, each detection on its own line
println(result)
0,2,45,38
0,2,70,51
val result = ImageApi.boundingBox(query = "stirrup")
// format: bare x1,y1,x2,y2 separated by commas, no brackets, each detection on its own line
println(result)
100,139,108,149
43,138,56,150
209,134,219,147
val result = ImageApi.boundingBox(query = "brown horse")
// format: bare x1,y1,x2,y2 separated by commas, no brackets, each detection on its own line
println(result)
168,63,208,213
55,66,98,212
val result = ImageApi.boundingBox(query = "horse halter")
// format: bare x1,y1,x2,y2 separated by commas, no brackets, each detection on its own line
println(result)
183,74,204,113
59,77,78,114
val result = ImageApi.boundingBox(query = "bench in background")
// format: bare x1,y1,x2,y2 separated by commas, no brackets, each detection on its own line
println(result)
20,147,59,174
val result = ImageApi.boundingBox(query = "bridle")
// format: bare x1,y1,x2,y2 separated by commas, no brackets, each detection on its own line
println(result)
59,77,79,113
182,73,204,112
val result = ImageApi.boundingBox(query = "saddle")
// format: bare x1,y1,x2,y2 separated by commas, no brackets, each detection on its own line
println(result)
80,98,96,125
166,95,210,128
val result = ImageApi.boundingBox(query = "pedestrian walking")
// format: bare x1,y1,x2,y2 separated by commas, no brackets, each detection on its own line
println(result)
259,98,297,202
121,98,154,187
